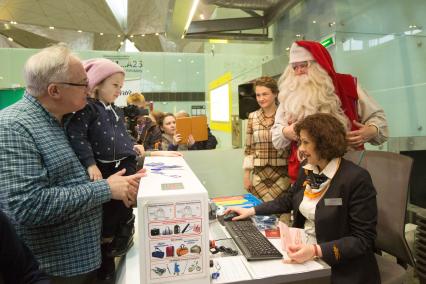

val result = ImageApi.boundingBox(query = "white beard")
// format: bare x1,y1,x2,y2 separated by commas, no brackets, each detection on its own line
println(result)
278,69,349,131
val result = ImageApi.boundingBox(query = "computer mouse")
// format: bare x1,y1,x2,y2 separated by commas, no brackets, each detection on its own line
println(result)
223,212,239,222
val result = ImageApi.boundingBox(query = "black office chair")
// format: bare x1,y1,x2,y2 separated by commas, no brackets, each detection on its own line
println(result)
344,150,415,284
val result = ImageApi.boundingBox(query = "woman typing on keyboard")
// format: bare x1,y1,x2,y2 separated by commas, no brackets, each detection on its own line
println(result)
225,113,380,284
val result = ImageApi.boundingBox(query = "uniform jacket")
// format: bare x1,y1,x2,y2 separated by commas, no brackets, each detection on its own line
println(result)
255,158,380,284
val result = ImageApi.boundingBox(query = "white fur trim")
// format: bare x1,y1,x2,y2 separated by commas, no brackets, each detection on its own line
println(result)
289,42,314,63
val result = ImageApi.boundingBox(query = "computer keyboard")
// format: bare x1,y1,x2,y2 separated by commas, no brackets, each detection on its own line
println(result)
224,220,283,261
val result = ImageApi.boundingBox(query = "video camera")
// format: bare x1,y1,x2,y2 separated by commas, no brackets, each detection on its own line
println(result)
122,105,150,141
123,104,149,119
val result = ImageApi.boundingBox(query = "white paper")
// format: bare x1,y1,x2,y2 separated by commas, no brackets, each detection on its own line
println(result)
243,236,325,279
210,256,252,283
245,258,324,279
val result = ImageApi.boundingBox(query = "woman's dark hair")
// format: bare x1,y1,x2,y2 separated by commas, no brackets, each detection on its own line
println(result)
158,112,175,132
294,113,347,161
253,76,279,95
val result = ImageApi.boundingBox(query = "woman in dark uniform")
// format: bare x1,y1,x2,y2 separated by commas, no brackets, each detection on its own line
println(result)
226,113,380,284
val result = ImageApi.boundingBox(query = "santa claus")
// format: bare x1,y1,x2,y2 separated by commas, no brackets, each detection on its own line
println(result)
271,40,388,181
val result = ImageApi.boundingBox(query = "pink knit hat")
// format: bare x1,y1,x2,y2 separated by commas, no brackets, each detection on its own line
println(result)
83,58,125,91
289,42,314,63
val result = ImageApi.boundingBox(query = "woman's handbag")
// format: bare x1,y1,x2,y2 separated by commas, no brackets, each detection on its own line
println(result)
176,244,189,256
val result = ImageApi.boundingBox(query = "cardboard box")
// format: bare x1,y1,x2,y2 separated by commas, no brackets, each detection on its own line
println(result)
138,156,210,284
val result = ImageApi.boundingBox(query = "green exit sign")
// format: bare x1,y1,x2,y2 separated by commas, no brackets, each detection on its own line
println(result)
321,34,336,48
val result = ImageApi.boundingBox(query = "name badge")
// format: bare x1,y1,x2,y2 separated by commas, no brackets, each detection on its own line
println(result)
324,198,343,206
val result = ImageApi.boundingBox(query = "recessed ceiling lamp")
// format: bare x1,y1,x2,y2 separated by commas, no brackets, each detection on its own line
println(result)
77,30,82,33
142,34,145,37
130,35,134,38
100,32,104,36
181,0,200,39
155,32,159,36
312,20,317,24
117,35,121,37
8,37,13,42
49,26,54,30
200,14,205,20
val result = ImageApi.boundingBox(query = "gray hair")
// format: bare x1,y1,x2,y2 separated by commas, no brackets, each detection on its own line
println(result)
175,110,189,118
24,43,78,97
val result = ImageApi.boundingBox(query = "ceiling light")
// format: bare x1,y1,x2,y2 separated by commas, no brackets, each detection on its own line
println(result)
296,34,301,37
178,59,182,62
130,35,134,38
77,30,82,33
209,39,228,44
286,47,290,51
120,41,124,45
155,32,159,36
49,26,54,30
117,35,121,38
4,24,10,29
196,71,200,75
182,0,200,39
100,32,104,36
8,37,13,42
312,20,317,24
142,34,145,37
10,21,17,25
200,14,205,20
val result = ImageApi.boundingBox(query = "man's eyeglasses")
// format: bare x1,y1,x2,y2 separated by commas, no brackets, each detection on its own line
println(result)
52,82,89,88
291,61,310,71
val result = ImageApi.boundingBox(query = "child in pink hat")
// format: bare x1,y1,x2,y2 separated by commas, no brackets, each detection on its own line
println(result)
65,58,144,281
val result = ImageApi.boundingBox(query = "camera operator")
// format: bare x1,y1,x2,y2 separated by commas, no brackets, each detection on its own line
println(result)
125,93,162,150
123,104,148,141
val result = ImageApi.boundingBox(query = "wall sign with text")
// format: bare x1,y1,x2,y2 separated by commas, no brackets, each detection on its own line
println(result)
103,55,143,73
